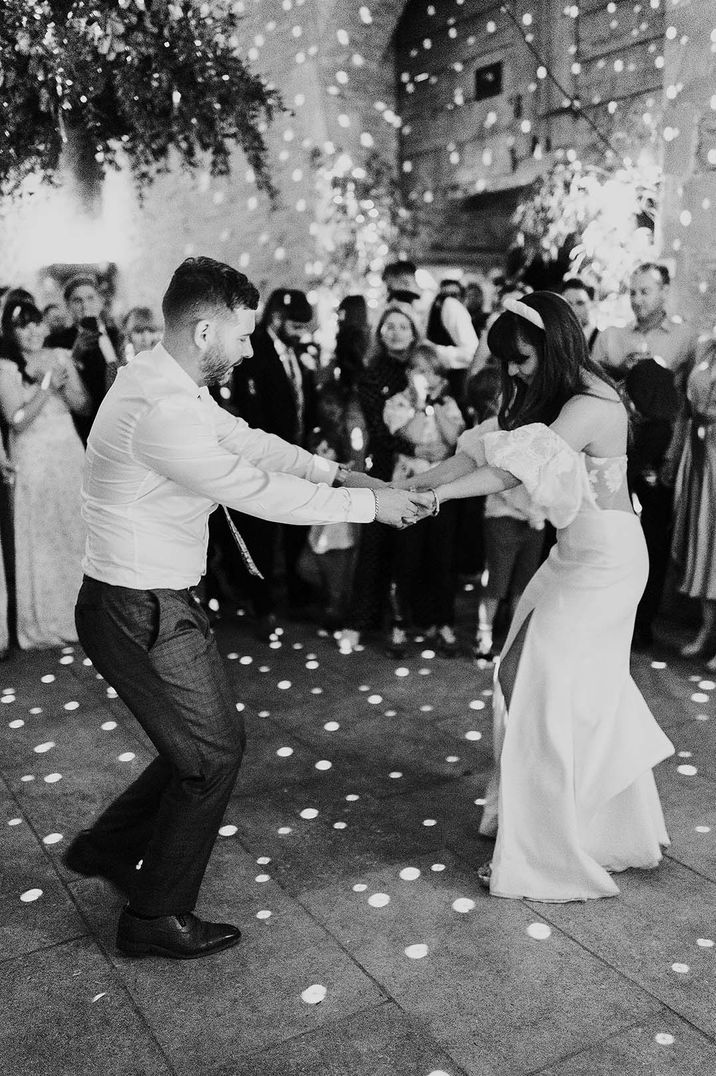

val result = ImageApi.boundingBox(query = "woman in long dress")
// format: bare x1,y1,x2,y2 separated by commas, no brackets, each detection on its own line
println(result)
399,292,674,902
0,300,90,649
670,337,716,667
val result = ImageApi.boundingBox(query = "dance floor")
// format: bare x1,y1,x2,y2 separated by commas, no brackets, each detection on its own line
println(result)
2,599,716,1075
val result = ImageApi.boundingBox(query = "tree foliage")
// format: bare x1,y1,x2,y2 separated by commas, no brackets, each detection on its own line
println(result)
0,0,280,196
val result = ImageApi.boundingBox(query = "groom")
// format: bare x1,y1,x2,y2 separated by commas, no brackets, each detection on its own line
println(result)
66,257,430,960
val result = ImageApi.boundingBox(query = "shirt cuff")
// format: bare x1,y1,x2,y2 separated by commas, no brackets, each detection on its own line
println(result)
346,487,377,523
306,454,338,484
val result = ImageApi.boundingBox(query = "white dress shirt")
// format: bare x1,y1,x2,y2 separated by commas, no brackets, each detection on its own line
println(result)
433,296,479,369
82,343,375,589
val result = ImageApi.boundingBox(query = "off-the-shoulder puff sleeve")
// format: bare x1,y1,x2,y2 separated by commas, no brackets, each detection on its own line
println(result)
480,422,587,529
457,416,499,466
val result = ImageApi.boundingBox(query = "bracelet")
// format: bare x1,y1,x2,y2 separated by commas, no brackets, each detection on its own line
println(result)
428,488,440,516
372,489,380,522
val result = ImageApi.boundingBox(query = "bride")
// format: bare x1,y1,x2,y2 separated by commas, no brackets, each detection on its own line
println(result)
399,292,674,902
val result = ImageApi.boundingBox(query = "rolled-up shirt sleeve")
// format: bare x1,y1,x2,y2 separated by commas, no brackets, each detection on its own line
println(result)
210,396,336,484
133,396,376,524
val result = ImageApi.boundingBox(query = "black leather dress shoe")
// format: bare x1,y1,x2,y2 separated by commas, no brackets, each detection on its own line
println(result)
62,831,135,895
116,909,242,960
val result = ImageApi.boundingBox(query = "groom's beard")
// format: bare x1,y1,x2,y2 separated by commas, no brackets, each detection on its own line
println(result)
200,340,236,386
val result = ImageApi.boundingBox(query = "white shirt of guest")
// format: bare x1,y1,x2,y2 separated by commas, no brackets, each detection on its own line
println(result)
433,296,480,370
82,342,375,590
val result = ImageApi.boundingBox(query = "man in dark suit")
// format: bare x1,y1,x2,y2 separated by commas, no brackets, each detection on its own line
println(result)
45,273,123,443
220,289,319,635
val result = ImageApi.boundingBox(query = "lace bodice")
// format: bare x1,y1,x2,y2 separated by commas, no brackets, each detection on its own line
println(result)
584,454,628,510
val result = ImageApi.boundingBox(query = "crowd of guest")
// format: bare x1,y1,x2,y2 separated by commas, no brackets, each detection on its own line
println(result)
0,257,714,672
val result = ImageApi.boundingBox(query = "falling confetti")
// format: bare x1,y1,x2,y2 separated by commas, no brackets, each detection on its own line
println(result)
299,808,319,819
20,889,43,902
42,833,63,845
324,721,340,731
452,898,476,913
100,721,117,731
677,764,698,776
117,752,136,763
63,701,80,711
277,680,292,690
219,825,238,837
367,893,390,907
399,867,420,881
256,910,272,920
44,774,62,784
404,943,429,959
671,963,689,973
314,760,332,770
33,742,55,754
276,747,294,757
527,923,551,940
300,984,327,1004
255,874,270,883
655,1033,675,1046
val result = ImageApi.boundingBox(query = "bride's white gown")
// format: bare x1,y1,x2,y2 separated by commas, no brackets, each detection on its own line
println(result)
460,422,674,902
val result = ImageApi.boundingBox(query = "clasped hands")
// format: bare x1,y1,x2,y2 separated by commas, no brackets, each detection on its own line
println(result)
374,487,434,529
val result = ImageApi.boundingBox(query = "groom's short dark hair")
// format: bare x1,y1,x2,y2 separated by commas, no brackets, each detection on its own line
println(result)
162,257,259,328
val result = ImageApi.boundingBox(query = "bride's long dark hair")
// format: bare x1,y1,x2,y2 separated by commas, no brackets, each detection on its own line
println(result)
487,291,615,430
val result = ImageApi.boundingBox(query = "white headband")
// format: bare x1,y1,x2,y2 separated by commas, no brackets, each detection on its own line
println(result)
502,296,545,331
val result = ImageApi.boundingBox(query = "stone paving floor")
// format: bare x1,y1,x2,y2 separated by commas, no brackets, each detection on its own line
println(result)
2,597,716,1076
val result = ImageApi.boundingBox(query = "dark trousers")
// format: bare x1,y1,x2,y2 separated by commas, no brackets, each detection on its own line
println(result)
346,523,396,633
394,503,459,627
74,577,245,916
633,478,674,632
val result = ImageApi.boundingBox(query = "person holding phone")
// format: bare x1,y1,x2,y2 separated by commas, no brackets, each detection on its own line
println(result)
45,274,123,443
0,299,90,647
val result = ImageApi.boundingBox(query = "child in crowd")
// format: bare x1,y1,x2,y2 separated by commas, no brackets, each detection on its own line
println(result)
466,367,545,660
298,385,360,630
383,342,465,656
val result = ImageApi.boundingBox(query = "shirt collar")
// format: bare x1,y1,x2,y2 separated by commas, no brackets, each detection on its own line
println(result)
268,327,292,363
633,313,671,335
148,342,207,397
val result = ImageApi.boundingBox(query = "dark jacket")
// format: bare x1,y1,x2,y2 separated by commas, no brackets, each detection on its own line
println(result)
227,326,317,448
